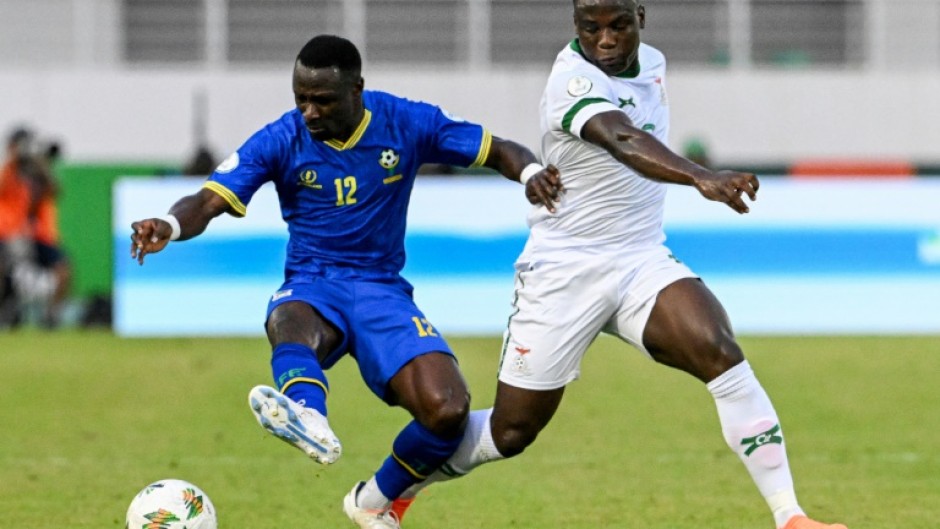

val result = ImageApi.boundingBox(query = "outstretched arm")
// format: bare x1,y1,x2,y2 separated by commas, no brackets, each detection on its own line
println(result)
483,136,565,213
581,111,759,214
129,188,230,265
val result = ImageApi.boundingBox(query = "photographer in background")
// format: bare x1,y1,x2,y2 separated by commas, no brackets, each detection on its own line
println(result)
0,126,72,328
0,127,34,327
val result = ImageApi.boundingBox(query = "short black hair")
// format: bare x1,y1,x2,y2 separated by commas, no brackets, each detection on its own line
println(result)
7,126,33,149
296,35,362,76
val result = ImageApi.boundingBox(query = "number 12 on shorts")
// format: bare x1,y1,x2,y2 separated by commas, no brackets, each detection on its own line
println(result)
411,316,438,337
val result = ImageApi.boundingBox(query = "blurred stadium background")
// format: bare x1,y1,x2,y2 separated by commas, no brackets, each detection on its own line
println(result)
2,0,939,334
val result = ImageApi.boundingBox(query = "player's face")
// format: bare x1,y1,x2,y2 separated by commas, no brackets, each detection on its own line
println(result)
573,0,645,76
292,62,364,142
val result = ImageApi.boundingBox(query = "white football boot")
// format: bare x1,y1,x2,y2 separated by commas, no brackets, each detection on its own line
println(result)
343,482,401,529
247,385,341,465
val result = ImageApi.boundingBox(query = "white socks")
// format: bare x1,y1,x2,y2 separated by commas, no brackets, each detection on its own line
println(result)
399,408,504,499
707,360,805,528
355,477,390,510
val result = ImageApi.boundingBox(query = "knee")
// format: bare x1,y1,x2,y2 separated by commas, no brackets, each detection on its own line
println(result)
417,391,470,439
700,328,744,364
491,421,539,458
653,329,744,382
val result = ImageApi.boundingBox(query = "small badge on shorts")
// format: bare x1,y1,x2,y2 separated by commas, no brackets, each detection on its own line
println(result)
271,289,293,302
567,76,593,97
510,345,533,376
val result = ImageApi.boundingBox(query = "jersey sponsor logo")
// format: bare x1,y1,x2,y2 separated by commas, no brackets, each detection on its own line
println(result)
567,75,593,97
298,170,323,189
215,152,239,173
379,148,400,170
618,97,636,109
642,123,656,132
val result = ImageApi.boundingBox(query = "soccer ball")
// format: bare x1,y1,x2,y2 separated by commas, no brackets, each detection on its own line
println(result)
125,479,217,529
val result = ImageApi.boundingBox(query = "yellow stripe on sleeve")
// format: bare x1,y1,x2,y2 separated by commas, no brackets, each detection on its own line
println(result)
202,181,247,217
469,129,493,168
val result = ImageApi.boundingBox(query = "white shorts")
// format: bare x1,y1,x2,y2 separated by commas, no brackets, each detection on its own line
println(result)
497,245,697,390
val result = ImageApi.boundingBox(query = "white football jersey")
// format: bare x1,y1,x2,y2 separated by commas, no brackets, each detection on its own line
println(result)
524,41,671,259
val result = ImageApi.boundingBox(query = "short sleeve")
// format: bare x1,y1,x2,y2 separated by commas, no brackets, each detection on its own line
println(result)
205,124,282,217
545,68,634,138
417,103,492,168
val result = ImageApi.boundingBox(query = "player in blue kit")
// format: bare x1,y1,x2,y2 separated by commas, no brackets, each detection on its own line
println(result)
130,35,562,529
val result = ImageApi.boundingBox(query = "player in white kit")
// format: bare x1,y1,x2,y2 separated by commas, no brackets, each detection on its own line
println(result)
392,2,848,529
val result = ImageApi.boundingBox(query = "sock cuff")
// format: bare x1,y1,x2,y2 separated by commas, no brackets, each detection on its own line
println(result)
476,408,504,459
706,360,755,400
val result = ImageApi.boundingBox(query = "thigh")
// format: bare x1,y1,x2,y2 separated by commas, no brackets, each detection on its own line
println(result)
350,280,455,403
604,246,698,353
642,278,744,382
266,301,343,363
499,259,618,390
265,281,349,366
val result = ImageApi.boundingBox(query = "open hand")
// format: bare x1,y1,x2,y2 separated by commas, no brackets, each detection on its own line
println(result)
129,218,174,265
693,170,759,214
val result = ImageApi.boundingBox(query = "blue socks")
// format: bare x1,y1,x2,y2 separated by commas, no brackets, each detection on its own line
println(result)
270,343,328,416
374,420,462,500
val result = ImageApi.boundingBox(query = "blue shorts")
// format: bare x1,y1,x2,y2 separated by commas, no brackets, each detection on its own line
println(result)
266,276,454,402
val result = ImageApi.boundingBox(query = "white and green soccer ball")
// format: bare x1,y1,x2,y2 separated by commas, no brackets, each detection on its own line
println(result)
125,479,217,529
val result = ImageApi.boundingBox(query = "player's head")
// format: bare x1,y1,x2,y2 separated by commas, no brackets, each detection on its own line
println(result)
572,0,645,76
6,126,34,161
293,35,365,142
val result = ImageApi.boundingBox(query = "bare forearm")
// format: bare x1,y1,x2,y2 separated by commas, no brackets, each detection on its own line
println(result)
130,187,230,264
483,136,540,183
167,189,227,241
612,129,710,186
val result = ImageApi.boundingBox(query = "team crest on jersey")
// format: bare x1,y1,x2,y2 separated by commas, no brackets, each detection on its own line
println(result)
215,152,239,173
298,169,322,189
567,76,593,97
379,148,400,170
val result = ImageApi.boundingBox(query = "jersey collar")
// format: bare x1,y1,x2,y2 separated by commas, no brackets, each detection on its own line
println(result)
325,109,372,151
569,39,641,79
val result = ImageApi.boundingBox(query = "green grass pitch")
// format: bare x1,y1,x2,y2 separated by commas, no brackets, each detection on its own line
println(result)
0,331,937,528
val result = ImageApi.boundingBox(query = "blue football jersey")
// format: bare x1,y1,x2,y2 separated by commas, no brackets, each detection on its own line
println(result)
205,90,492,281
